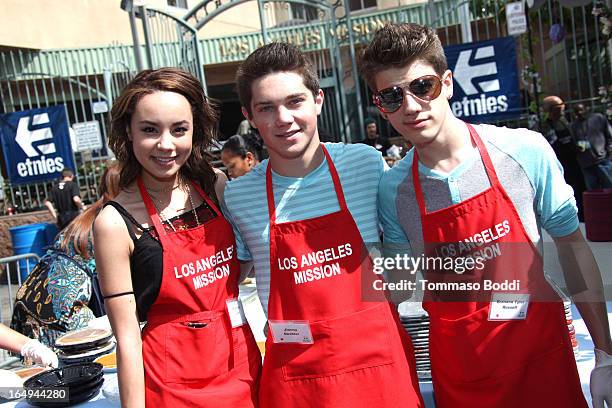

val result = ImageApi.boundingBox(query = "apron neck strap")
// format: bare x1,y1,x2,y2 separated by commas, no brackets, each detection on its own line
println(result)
466,123,501,188
136,175,221,238
189,180,221,218
412,122,501,217
136,175,167,237
266,144,347,224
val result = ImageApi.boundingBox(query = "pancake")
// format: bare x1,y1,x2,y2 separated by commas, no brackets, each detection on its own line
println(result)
15,366,49,380
55,328,112,348
94,352,116,369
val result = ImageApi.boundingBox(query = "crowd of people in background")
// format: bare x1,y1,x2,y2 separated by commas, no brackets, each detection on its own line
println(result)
540,95,612,220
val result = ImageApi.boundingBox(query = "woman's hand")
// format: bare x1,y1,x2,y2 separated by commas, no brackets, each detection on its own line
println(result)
20,339,58,368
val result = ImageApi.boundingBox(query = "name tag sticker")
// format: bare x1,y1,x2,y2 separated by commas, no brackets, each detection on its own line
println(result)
268,320,313,344
489,293,530,321
226,298,247,328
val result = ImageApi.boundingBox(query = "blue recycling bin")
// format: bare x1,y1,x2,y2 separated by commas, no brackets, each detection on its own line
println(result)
9,223,48,280
45,222,59,244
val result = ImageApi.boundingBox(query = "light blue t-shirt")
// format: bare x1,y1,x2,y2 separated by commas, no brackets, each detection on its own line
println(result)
378,124,579,258
222,142,387,314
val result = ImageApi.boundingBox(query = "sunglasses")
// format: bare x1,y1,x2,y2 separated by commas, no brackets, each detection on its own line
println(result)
373,75,443,113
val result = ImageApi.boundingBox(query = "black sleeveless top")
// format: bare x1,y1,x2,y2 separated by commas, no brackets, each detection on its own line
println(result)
103,201,217,321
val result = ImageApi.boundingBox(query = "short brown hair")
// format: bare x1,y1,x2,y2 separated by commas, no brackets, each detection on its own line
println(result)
61,168,74,178
359,23,447,91
236,42,319,115
109,68,218,199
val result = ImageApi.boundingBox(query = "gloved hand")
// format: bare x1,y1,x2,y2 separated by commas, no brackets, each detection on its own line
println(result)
590,348,612,408
20,339,58,368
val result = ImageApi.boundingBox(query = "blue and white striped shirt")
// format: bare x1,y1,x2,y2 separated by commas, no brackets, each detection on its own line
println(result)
222,142,387,314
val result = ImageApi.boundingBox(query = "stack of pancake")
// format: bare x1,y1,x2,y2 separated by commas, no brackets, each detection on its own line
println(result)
55,328,115,366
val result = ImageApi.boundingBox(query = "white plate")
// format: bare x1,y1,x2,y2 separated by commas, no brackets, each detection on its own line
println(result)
58,340,115,361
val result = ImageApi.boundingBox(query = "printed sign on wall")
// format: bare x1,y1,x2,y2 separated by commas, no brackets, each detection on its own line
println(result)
445,37,522,122
0,106,75,185
72,120,103,152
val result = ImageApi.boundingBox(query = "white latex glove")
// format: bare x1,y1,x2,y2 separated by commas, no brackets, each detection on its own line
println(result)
20,339,58,368
590,348,612,408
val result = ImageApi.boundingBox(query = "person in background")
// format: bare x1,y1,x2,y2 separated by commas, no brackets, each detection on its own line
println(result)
571,103,612,189
221,133,263,179
0,323,57,368
361,117,391,155
361,22,612,408
44,168,85,230
221,134,264,284
94,68,261,407
59,162,121,258
542,96,586,218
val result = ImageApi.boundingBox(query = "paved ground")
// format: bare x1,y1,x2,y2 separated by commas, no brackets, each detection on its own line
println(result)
0,285,19,326
542,224,612,299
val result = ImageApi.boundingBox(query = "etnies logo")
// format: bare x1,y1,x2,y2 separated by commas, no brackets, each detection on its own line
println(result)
451,45,509,117
14,113,64,177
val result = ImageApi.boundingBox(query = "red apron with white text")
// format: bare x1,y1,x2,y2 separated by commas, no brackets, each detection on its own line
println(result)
137,177,261,407
413,124,587,408
260,146,424,408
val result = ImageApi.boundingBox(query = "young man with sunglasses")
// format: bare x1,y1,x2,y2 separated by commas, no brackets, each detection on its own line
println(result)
223,42,424,407
359,22,612,407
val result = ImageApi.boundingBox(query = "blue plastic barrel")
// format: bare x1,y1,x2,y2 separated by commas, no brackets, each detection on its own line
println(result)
9,223,47,280
45,223,59,245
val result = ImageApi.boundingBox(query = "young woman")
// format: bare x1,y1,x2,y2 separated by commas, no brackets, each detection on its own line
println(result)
220,133,263,179
93,68,261,407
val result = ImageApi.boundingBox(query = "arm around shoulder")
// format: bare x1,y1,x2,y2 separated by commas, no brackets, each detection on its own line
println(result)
214,168,228,203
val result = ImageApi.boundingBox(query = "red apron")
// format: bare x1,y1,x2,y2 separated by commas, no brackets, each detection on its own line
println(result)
137,177,261,407
260,145,424,408
413,124,587,407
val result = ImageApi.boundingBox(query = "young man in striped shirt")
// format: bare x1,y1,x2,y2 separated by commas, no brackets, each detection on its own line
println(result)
222,42,424,408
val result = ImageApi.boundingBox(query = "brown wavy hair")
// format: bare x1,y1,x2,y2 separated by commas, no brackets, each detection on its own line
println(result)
59,161,121,258
109,68,218,199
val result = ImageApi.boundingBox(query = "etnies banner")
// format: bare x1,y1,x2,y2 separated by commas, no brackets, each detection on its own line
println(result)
445,37,521,122
0,106,75,185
